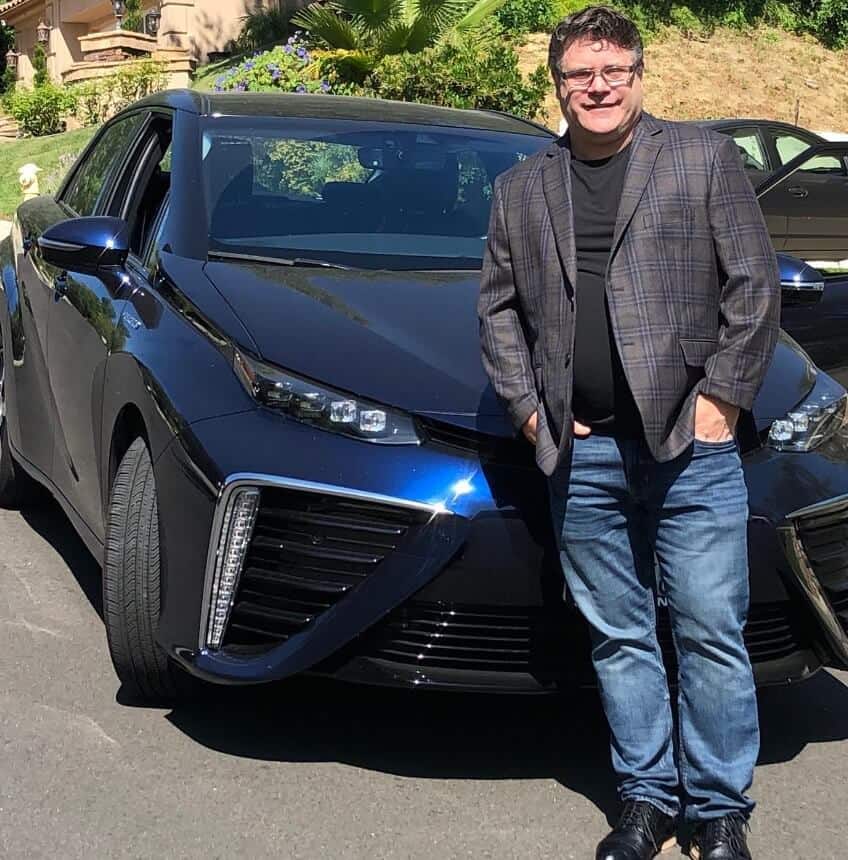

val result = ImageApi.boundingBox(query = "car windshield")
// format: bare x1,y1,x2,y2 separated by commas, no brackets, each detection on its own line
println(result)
201,116,551,271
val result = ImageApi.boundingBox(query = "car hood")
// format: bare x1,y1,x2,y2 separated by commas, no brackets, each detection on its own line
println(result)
203,261,816,437
203,261,512,434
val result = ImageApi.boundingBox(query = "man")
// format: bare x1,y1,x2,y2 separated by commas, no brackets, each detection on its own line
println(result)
478,7,780,860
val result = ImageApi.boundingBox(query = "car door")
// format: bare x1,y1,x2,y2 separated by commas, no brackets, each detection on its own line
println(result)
782,273,848,389
41,111,147,533
10,197,65,479
756,142,848,262
716,125,786,249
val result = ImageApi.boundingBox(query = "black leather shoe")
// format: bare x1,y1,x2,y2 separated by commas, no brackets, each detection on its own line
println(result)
596,800,678,860
688,814,751,860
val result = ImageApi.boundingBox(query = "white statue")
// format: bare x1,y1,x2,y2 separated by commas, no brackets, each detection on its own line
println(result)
18,163,42,201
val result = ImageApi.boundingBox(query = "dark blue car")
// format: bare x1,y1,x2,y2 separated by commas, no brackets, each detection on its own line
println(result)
1,91,847,702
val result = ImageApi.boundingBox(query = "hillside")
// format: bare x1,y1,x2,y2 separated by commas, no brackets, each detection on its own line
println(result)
519,25,848,132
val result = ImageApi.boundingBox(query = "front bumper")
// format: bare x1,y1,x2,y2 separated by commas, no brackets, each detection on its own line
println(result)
156,409,848,691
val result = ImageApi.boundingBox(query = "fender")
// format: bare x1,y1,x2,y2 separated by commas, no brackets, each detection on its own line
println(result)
98,253,259,531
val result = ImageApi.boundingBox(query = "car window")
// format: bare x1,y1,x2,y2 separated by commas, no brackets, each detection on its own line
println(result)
725,130,767,172
145,199,169,273
252,140,371,200
61,113,145,216
200,117,548,270
775,132,845,174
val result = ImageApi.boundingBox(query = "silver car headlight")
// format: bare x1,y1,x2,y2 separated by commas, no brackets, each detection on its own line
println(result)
233,349,421,444
768,371,848,452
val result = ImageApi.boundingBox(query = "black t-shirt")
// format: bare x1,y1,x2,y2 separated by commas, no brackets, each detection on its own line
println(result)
568,144,642,437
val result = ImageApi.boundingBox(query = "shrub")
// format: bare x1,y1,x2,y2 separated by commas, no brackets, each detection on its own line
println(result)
368,40,549,120
70,59,167,126
292,0,508,82
214,35,330,93
496,0,560,34
4,84,76,136
804,0,848,47
0,67,15,96
236,6,291,51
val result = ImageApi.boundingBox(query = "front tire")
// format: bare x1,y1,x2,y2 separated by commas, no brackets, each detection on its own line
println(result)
103,437,186,703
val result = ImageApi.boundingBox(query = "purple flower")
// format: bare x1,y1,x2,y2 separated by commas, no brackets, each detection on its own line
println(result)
235,81,248,92
215,75,225,86
320,80,330,92
295,83,307,93
244,60,255,70
296,46,307,59
283,44,293,54
287,35,296,45
271,69,281,81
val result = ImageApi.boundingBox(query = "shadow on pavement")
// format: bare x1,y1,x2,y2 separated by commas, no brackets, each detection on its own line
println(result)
756,669,848,763
163,667,848,822
20,491,848,821
166,677,621,819
21,497,103,619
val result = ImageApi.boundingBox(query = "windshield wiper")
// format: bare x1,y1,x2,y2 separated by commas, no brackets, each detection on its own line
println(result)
208,249,352,270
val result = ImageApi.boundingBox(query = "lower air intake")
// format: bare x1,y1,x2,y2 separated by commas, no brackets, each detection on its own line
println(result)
223,487,428,650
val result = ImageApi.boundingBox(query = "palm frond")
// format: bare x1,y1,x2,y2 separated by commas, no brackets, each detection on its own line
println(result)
375,17,434,54
454,0,507,31
404,16,437,52
291,5,364,50
337,0,405,32
411,0,469,31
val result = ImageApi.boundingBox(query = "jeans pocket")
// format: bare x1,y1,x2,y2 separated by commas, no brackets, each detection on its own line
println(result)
693,437,738,452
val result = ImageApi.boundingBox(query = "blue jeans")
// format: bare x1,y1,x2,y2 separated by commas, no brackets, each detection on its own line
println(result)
549,434,759,822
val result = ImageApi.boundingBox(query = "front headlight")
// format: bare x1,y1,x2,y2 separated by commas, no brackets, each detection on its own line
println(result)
233,349,420,444
768,371,848,451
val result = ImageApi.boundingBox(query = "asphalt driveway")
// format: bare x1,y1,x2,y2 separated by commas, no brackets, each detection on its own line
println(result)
2,499,846,859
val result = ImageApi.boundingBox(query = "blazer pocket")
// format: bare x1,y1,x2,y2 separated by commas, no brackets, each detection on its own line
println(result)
640,206,709,233
679,337,718,367
533,362,544,394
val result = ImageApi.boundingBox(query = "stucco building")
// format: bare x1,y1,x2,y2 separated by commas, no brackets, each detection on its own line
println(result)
0,0,271,87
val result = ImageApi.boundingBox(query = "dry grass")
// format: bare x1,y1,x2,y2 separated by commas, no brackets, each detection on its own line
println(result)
519,26,848,133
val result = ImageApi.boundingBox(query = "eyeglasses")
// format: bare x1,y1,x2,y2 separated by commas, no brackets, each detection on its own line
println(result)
558,63,641,90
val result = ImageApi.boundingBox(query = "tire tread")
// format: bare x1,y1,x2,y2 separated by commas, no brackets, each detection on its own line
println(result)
103,438,181,703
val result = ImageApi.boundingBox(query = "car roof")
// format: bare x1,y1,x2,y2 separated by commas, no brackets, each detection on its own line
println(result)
130,89,555,138
689,117,825,140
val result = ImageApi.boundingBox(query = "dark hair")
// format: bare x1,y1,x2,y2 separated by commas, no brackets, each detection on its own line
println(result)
548,5,644,79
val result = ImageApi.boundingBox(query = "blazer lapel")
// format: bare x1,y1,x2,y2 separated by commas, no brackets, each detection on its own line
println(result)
610,116,664,262
541,141,578,292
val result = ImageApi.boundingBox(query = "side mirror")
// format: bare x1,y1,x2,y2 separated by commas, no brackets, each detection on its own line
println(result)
778,253,825,306
37,216,129,272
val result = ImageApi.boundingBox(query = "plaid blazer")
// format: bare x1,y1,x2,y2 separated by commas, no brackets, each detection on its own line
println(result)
478,112,781,476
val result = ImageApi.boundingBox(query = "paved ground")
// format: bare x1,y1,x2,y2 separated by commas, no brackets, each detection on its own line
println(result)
2,499,847,859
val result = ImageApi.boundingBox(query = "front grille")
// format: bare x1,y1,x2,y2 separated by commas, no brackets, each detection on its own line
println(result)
795,504,848,637
826,588,848,634
419,418,534,468
223,487,428,650
796,507,848,592
366,604,541,672
361,600,808,676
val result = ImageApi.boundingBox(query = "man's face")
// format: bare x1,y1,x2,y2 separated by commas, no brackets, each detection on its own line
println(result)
557,37,643,142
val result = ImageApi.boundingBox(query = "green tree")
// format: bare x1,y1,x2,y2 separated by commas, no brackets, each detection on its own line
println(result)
32,42,48,88
123,0,145,32
292,0,508,81
0,21,15,95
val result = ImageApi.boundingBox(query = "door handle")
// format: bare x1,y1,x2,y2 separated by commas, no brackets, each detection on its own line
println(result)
787,186,809,198
53,272,69,297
